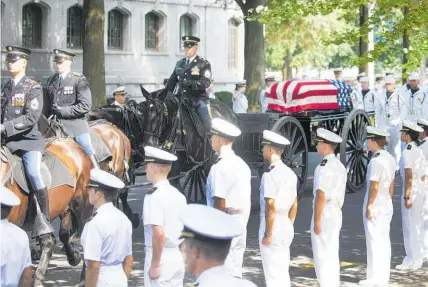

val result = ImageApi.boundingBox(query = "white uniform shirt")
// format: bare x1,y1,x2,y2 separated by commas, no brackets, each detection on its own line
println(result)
260,160,297,216
366,150,396,206
350,88,364,110
112,101,124,107
374,90,407,128
0,219,31,287
313,154,347,208
143,180,187,248
233,92,248,113
400,142,426,186
81,203,132,266
399,85,428,123
260,89,268,112
195,265,257,287
419,137,428,177
361,89,377,113
206,150,251,213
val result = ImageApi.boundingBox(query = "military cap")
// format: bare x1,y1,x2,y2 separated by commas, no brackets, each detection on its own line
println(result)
417,118,428,129
358,72,366,77
375,74,385,81
262,130,290,148
235,80,247,89
210,118,241,140
401,119,423,133
182,35,200,48
87,169,125,191
333,68,343,74
53,49,76,62
179,204,242,241
265,76,275,81
0,186,21,207
384,77,396,84
144,146,177,164
385,70,394,76
316,128,343,144
343,76,356,81
366,126,390,139
5,46,31,62
113,86,126,96
408,72,420,81
360,76,370,83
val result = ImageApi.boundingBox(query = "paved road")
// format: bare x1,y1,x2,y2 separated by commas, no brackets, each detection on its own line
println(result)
37,152,428,286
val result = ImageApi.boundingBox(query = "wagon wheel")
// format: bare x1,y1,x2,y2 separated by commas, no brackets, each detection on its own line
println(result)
271,116,309,197
340,109,371,193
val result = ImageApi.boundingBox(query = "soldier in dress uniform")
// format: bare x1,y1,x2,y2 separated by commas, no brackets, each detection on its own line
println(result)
399,72,428,123
206,118,251,278
311,128,347,287
111,86,127,107
374,74,385,95
166,36,212,132
45,49,99,169
396,120,426,271
374,77,407,173
179,204,257,287
0,186,32,287
417,118,428,259
360,77,377,113
333,68,343,80
142,146,187,287
80,169,133,287
0,45,54,237
233,81,248,113
260,76,275,113
259,130,298,287
359,127,396,286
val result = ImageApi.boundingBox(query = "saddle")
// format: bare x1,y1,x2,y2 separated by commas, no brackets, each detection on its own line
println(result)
0,146,75,194
180,99,207,140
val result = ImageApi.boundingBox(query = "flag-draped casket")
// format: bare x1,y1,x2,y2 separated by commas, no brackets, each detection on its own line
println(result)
266,80,354,113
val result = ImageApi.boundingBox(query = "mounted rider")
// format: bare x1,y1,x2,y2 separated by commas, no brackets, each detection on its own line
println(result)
45,49,99,169
166,36,213,132
0,46,54,237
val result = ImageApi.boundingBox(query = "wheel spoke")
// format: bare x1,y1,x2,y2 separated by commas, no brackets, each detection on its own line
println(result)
291,148,305,160
290,135,303,156
346,140,357,150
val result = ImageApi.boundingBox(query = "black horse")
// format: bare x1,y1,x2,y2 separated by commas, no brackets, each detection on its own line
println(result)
140,87,237,203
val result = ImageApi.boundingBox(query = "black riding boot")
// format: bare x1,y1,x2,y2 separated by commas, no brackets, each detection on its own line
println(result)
89,154,100,169
32,187,54,237
196,99,212,136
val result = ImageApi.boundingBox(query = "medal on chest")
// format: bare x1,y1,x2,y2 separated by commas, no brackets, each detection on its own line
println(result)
64,86,74,95
191,66,200,76
11,93,25,107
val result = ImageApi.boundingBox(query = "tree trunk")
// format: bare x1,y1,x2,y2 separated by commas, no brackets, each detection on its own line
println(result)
237,0,266,108
282,48,293,80
402,6,410,84
359,4,369,74
83,0,106,108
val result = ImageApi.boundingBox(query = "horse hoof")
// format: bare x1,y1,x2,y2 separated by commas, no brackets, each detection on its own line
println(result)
131,213,140,229
77,280,85,287
67,250,82,267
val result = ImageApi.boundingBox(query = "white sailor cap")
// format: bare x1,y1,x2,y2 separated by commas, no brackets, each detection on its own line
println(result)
343,76,355,81
179,204,242,241
401,119,424,133
262,130,290,148
0,186,20,207
360,76,370,83
265,76,275,81
384,77,396,84
210,118,241,140
417,118,428,129
113,86,126,95
408,72,420,81
375,74,385,80
367,126,390,139
316,128,343,144
87,169,125,190
333,68,343,74
144,146,177,164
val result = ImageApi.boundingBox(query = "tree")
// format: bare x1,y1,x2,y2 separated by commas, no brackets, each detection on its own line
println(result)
83,0,106,108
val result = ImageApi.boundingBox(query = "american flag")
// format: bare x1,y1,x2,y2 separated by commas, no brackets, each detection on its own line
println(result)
266,80,353,113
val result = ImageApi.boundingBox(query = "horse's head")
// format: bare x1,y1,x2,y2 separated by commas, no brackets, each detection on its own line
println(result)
0,146,11,187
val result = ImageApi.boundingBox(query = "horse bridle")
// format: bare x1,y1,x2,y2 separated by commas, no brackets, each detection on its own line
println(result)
143,98,169,140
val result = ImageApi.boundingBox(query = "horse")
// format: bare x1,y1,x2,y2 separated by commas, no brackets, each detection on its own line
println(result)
1,137,93,287
140,86,237,203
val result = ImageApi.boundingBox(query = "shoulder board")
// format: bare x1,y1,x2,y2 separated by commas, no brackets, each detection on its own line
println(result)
87,212,98,222
421,140,426,145
25,78,41,89
214,157,222,164
148,187,157,194
373,152,380,158
268,165,275,171
320,159,328,166
73,72,82,77
407,144,412,150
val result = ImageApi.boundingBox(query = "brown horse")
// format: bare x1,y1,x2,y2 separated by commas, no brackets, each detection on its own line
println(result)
1,138,93,287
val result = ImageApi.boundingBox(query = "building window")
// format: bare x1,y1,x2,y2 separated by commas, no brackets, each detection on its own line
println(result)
228,18,240,70
22,3,42,48
145,12,159,51
108,9,123,48
67,6,84,48
1,2,5,47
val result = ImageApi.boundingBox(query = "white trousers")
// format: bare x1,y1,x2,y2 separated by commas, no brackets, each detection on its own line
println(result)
401,189,425,267
259,215,294,287
97,265,127,287
144,248,185,287
311,206,342,287
225,213,249,278
363,202,393,283
423,188,428,257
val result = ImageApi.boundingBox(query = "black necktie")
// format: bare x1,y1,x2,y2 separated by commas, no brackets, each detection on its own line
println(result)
59,76,63,86
11,79,15,89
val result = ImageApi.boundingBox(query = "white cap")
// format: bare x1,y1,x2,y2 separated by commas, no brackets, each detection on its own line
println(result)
113,86,126,95
262,130,290,148
360,76,370,83
401,119,424,133
210,118,241,139
358,72,366,77
144,146,177,164
0,186,21,206
417,118,428,128
367,126,390,139
179,204,242,240
333,68,343,74
408,72,420,81
87,169,125,190
316,128,343,144
343,76,355,81
384,77,396,84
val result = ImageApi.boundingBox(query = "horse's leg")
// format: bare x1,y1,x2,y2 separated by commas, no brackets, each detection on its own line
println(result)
169,154,185,191
59,208,81,266
33,234,56,287
78,262,86,287
118,188,140,229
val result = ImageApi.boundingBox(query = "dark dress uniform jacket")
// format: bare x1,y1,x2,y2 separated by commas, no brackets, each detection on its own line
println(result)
45,71,91,137
1,76,45,153
166,55,211,100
